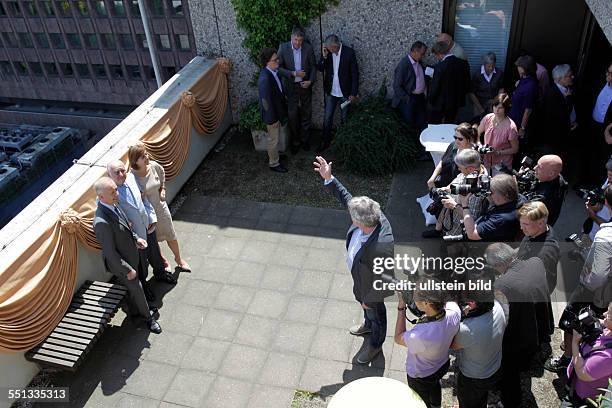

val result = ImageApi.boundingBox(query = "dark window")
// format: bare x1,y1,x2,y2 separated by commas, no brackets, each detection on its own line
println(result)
24,1,38,16
111,0,125,16
148,0,163,15
129,0,139,16
66,33,81,48
136,34,148,49
15,61,28,75
18,33,34,48
61,63,73,76
167,0,181,15
73,0,88,16
34,33,50,48
101,33,115,49
109,64,123,79
7,1,22,16
55,0,71,16
164,66,175,78
75,63,90,78
1,32,18,47
29,61,44,76
94,0,107,15
126,64,141,79
41,1,55,16
92,63,106,78
157,34,170,50
49,33,65,49
84,34,98,48
175,34,189,50
145,65,155,80
44,62,58,76
118,33,133,49
0,3,6,16
0,61,13,75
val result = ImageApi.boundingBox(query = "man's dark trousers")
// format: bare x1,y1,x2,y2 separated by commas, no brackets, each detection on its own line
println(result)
457,369,502,408
287,83,312,147
146,229,167,278
398,93,427,136
322,94,349,143
363,302,387,348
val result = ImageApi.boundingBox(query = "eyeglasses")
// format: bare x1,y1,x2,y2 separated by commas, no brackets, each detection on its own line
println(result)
454,136,465,141
269,57,279,63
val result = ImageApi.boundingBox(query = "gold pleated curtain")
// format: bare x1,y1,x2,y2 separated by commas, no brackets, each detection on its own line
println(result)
0,58,230,352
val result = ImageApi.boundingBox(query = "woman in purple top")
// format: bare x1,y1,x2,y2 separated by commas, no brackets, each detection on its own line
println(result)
394,279,461,408
509,55,538,140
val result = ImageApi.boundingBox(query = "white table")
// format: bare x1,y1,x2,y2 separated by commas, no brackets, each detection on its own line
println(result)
327,376,426,408
419,124,456,167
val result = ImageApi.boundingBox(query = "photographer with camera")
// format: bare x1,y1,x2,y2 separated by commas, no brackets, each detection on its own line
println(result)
532,155,567,226
584,158,612,242
563,302,612,407
423,149,488,238
478,94,519,176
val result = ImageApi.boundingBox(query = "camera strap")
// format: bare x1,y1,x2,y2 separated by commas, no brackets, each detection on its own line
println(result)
414,310,446,325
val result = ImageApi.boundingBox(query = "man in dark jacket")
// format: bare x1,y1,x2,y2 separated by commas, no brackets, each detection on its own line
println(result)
258,47,288,173
542,64,576,160
392,41,428,135
316,35,359,153
314,156,394,364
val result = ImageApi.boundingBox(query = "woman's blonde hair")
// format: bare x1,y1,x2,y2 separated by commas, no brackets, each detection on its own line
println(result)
517,201,549,221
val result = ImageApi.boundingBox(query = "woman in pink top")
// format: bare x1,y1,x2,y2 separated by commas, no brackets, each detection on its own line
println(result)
478,93,519,175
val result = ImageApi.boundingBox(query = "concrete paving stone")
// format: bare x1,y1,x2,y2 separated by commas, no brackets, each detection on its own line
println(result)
171,219,198,233
260,264,299,292
319,299,362,329
182,280,223,307
348,336,393,368
202,377,253,408
309,326,354,362
335,256,351,274
272,321,318,355
259,203,293,223
341,362,386,383
284,225,320,245
161,303,207,336
180,231,217,255
114,393,161,408
289,206,324,226
81,385,124,408
176,195,211,214
237,240,278,263
160,402,190,408
209,237,248,259
298,358,348,392
258,352,306,388
181,337,231,372
220,217,257,238
389,341,407,372
206,198,238,217
320,212,351,229
270,244,308,267
254,218,287,233
229,201,266,219
172,211,206,231
250,225,284,243
228,260,266,287
177,213,227,235
327,274,357,302
294,270,334,297
218,344,268,381
285,295,326,324
113,325,153,359
302,248,343,272
199,308,243,341
247,289,290,319
163,368,215,407
310,235,345,250
235,315,279,348
247,386,295,408
214,284,256,312
157,277,188,304
384,368,408,383
145,331,194,365
189,256,236,283
121,360,179,400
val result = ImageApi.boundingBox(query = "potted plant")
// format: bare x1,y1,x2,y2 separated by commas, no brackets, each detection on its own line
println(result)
238,100,268,150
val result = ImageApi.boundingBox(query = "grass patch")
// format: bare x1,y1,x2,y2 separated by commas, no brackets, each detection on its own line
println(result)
291,389,327,408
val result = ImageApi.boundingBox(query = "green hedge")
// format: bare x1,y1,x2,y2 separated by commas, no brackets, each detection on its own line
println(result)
238,100,266,132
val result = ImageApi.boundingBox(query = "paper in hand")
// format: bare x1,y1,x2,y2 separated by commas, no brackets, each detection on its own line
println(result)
425,67,434,77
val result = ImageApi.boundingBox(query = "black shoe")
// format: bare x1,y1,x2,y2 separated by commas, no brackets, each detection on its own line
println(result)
544,355,571,373
302,141,311,151
147,318,162,334
290,144,300,154
422,229,443,238
155,271,177,284
316,141,330,153
143,285,156,302
149,307,159,320
269,164,288,173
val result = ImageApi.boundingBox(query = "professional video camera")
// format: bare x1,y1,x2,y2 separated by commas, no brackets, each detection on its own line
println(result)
558,306,603,345
449,173,490,196
426,187,450,215
577,187,605,207
497,156,539,194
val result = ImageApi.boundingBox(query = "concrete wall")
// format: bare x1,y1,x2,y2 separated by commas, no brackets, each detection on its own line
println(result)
585,0,612,44
188,0,444,126
0,57,230,407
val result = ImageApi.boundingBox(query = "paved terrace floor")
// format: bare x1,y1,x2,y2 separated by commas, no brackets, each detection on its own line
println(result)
40,160,582,408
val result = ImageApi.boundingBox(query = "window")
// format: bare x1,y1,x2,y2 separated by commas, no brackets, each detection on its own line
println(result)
157,34,170,50
1,32,18,47
144,65,155,80
44,62,58,76
84,34,98,48
61,63,73,76
118,33,133,49
126,64,141,79
24,1,38,16
148,0,163,16
163,66,175,78
55,0,71,16
66,33,81,48
41,1,55,16
175,34,189,50
129,0,139,16
0,3,6,16
49,33,65,49
75,63,90,78
167,0,182,15
136,34,148,49
29,61,43,76
100,33,115,49
15,61,28,75
111,0,125,16
109,64,123,79
94,0,107,15
73,0,88,16
18,33,34,48
92,63,106,78
34,33,50,48
7,1,22,16
452,0,514,74
0,61,13,75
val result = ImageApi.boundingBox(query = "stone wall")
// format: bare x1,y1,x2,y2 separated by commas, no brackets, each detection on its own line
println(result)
585,0,612,45
188,0,444,127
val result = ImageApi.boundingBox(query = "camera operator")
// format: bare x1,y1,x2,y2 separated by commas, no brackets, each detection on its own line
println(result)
457,174,522,242
564,302,612,406
584,158,612,242
485,242,549,408
532,154,567,226
546,185,612,373
450,274,507,408
423,149,488,238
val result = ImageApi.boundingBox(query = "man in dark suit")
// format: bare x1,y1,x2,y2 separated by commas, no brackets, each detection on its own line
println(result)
314,156,394,364
316,35,359,153
93,177,162,333
258,47,288,173
277,26,316,154
428,41,471,124
542,64,576,159
392,41,428,134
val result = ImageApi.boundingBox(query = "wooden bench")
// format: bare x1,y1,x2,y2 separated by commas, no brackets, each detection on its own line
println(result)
25,280,127,371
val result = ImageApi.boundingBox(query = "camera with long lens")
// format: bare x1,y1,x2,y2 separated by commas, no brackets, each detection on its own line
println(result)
565,233,589,262
497,157,538,195
577,188,605,207
380,273,423,318
558,306,603,345
426,187,450,215
477,144,494,155
449,173,491,196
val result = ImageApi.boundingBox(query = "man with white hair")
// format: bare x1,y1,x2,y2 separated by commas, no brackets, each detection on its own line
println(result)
437,33,467,61
542,64,577,158
314,156,394,364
